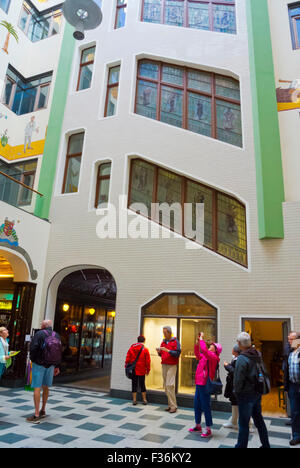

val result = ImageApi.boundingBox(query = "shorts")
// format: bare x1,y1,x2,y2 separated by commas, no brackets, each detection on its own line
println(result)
31,363,55,389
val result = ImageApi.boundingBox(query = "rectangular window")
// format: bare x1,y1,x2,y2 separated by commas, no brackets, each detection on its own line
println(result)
2,67,52,116
0,0,10,13
135,60,242,147
95,163,112,208
18,1,62,42
128,158,247,267
77,47,96,91
289,3,300,49
104,66,120,117
142,0,236,34
115,0,127,28
62,133,84,194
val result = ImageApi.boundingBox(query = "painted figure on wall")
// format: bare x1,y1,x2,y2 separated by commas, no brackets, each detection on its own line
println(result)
0,21,18,54
0,218,19,247
0,129,9,148
24,116,39,153
276,79,300,111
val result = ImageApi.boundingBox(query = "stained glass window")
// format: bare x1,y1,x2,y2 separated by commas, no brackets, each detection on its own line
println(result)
143,0,162,24
217,193,247,266
128,158,248,266
135,60,242,148
141,0,236,34
129,160,155,213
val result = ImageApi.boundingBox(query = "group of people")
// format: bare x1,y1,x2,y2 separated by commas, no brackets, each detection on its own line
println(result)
0,321,299,449
125,327,300,448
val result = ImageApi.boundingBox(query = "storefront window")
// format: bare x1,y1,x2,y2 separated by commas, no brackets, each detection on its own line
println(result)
142,293,217,395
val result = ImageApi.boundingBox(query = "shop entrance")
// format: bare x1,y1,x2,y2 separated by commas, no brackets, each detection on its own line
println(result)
142,293,217,396
54,268,116,392
242,318,291,417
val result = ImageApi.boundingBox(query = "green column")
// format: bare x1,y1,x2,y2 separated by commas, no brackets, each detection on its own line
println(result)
34,23,75,220
246,0,285,239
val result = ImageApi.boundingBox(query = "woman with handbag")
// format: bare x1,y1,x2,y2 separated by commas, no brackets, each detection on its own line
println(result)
189,332,222,439
125,335,151,406
0,327,10,381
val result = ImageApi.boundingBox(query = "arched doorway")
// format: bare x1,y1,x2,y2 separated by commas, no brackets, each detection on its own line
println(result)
0,251,36,386
52,268,117,392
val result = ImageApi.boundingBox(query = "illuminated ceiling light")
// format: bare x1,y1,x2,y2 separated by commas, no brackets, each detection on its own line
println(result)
110,311,116,318
0,274,14,278
89,308,96,316
63,303,70,312
62,0,103,41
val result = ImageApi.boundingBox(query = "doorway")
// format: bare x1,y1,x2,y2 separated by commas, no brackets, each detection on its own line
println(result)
242,318,291,417
54,268,117,392
142,293,218,396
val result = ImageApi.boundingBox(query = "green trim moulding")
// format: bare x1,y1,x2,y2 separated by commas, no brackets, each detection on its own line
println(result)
246,0,285,239
34,22,75,220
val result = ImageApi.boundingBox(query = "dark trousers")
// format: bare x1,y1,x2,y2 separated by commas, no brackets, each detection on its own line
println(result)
132,374,146,393
235,394,270,448
288,382,300,440
194,384,213,428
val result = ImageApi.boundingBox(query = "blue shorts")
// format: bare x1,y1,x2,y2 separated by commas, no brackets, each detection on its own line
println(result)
31,363,55,389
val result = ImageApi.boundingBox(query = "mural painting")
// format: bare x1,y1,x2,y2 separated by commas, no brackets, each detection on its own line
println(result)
276,79,300,111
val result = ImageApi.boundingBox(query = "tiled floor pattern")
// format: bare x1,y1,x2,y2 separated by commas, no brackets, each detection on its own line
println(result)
0,386,298,448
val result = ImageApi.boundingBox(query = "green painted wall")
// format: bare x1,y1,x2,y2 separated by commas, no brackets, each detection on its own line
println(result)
246,0,285,239
34,23,75,220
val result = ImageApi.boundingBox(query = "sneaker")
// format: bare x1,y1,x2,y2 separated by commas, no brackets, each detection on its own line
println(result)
189,426,202,433
223,422,238,430
39,410,47,419
26,415,41,425
201,429,212,439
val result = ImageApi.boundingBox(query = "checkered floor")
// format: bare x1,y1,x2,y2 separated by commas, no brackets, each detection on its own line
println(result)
0,386,298,448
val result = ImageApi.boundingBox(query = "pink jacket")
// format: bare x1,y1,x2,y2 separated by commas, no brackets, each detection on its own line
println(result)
195,340,220,386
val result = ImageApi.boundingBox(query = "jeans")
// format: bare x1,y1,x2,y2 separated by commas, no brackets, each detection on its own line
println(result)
235,393,270,448
288,382,300,440
194,384,213,428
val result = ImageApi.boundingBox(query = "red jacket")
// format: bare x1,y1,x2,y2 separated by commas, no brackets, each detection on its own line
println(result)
159,337,181,366
125,343,151,376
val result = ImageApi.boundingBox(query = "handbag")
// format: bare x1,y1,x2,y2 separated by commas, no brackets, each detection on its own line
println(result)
206,360,223,396
125,346,144,380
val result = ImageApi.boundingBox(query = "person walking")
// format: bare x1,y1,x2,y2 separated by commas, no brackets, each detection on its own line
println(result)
0,327,10,382
284,332,300,446
189,332,222,439
26,320,62,424
234,332,270,449
223,344,241,430
156,326,181,414
125,335,151,406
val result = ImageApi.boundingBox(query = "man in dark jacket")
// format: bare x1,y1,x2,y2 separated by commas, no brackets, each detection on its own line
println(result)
26,320,62,424
283,332,300,446
233,332,270,449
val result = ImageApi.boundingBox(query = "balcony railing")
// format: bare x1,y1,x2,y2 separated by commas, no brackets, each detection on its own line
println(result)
0,170,43,212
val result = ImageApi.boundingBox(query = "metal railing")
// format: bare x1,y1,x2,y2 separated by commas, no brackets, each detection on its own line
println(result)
0,170,43,212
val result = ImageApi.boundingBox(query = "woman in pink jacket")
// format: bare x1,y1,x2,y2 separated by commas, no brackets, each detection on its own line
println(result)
189,332,222,439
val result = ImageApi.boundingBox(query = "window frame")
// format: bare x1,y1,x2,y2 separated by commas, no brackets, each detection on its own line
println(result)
0,0,11,14
94,162,112,209
135,59,242,146
141,0,236,34
62,133,85,194
128,157,248,267
104,66,121,117
18,1,62,42
76,47,96,92
115,0,128,29
17,170,36,206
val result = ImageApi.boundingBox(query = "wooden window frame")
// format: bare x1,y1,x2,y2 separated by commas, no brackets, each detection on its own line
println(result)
104,66,120,117
17,170,36,206
76,47,96,92
135,59,241,145
141,0,236,34
62,133,84,194
128,157,248,267
115,0,127,29
94,163,112,209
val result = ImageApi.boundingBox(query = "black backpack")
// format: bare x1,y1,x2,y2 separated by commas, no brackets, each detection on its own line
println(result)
254,361,271,395
42,330,62,367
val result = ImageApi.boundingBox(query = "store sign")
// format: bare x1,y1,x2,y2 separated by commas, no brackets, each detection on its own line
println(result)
0,300,12,311
0,218,19,247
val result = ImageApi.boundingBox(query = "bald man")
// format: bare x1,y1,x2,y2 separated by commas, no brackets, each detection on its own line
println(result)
27,320,62,424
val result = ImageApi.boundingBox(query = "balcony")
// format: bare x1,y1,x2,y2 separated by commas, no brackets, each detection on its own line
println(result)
0,170,43,214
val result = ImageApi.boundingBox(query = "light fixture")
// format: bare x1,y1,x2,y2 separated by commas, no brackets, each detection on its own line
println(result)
89,308,96,316
63,303,70,312
110,311,116,318
62,0,103,41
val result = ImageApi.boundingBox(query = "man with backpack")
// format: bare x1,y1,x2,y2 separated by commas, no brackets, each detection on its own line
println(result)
233,332,271,449
27,320,62,424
